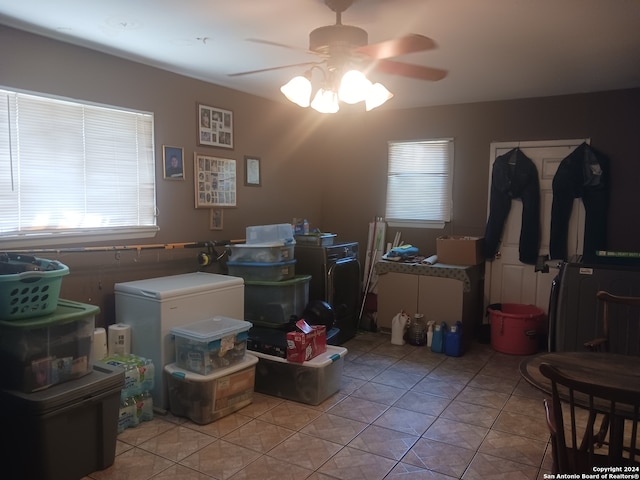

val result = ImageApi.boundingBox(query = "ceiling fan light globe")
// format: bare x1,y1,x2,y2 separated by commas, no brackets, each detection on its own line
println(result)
311,88,340,113
365,82,393,111
338,70,371,104
281,76,312,107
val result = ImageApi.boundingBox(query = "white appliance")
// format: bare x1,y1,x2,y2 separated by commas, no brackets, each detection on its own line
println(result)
114,272,244,410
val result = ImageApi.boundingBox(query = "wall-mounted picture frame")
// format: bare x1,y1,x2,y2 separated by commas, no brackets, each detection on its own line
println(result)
210,209,224,230
197,103,233,149
244,156,261,186
163,145,185,180
194,153,237,208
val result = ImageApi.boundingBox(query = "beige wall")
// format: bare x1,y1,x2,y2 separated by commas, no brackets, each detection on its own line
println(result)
1,25,639,326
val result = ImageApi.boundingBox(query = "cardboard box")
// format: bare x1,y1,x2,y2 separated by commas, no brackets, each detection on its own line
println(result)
436,236,485,265
286,325,327,363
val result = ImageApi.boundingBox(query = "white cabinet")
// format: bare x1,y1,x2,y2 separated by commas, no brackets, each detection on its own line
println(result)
376,263,483,348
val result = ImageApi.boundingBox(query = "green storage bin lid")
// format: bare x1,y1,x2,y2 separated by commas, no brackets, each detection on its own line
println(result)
243,274,311,287
0,299,99,328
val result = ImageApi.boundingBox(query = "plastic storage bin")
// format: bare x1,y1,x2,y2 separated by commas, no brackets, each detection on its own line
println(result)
227,259,296,281
227,243,295,263
0,253,70,320
0,299,97,392
488,303,546,355
246,223,295,245
165,353,258,424
0,362,124,480
252,346,347,405
244,275,311,327
171,316,252,375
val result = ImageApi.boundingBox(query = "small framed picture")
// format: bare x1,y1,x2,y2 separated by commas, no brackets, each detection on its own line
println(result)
197,103,233,149
245,156,261,186
210,209,223,230
163,145,184,180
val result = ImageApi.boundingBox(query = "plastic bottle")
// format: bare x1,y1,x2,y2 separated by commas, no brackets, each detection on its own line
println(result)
426,321,435,347
431,321,447,353
445,321,463,357
118,397,136,433
407,313,427,346
135,391,154,423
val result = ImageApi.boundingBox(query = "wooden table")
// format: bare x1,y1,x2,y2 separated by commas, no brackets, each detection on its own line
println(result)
520,352,640,459
519,352,640,399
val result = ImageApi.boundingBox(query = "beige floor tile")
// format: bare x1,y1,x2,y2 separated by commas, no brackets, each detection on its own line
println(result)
422,418,489,450
149,464,216,479
351,380,406,405
412,376,467,399
370,366,425,389
402,438,476,478
317,445,397,480
348,424,419,460
327,395,389,423
478,430,548,466
394,390,452,416
90,447,174,480
462,452,538,480
373,405,437,436
385,462,459,479
222,418,295,453
231,455,313,480
178,439,261,479
257,401,322,430
268,432,343,469
440,400,501,428
456,385,510,410
300,412,368,444
491,410,551,442
138,425,216,462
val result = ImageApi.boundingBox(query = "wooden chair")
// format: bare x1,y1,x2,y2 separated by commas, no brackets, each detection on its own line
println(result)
584,290,640,354
540,362,640,474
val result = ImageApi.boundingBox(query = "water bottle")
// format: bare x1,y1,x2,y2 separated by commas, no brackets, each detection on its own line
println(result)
118,397,136,433
135,391,154,423
431,321,446,353
407,313,427,346
445,321,463,357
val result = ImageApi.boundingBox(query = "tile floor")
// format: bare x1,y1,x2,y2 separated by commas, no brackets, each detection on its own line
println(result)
85,332,553,480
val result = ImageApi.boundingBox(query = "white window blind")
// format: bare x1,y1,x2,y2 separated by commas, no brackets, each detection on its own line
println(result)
0,89,157,248
385,138,453,228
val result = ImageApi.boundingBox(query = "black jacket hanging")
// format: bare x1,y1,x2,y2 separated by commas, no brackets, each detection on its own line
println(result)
484,148,541,265
549,142,609,261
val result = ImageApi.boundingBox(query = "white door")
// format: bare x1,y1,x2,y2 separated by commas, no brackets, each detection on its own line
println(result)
484,139,589,312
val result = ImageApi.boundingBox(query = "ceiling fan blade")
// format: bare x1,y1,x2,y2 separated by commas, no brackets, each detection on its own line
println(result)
373,59,447,81
246,38,318,56
356,34,437,60
228,61,322,77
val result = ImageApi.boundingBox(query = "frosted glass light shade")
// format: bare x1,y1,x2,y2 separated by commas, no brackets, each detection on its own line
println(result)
310,88,340,113
280,76,312,107
338,70,372,104
365,82,394,111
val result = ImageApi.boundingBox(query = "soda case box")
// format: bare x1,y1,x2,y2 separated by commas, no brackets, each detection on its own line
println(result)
0,362,124,480
252,346,347,405
165,354,258,424
286,324,327,363
0,299,97,392
171,316,252,375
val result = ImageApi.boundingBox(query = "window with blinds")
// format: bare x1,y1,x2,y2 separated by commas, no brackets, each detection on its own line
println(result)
385,138,453,228
0,88,157,248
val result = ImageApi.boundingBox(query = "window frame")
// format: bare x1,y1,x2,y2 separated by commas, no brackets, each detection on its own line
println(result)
0,87,158,249
385,138,454,229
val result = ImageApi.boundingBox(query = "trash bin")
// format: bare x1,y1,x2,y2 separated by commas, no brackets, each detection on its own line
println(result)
488,303,546,355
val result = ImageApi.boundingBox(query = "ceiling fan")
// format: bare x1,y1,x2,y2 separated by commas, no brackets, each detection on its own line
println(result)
228,0,447,82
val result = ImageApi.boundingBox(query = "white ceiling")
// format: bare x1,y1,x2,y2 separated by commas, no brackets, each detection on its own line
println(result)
1,0,639,110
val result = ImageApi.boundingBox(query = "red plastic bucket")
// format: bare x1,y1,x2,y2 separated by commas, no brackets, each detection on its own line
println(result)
488,304,545,355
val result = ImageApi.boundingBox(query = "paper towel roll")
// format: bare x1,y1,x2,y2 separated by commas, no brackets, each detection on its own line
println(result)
108,323,132,356
423,254,438,265
93,327,108,361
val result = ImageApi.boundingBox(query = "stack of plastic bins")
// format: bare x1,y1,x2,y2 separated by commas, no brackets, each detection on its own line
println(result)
165,316,258,424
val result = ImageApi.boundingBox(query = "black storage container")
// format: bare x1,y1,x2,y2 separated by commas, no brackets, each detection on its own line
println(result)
0,362,124,480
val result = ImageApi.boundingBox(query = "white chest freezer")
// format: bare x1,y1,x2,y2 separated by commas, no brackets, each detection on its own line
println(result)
115,272,244,410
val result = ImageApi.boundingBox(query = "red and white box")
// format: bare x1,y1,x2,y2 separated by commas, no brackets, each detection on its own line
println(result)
286,321,327,363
